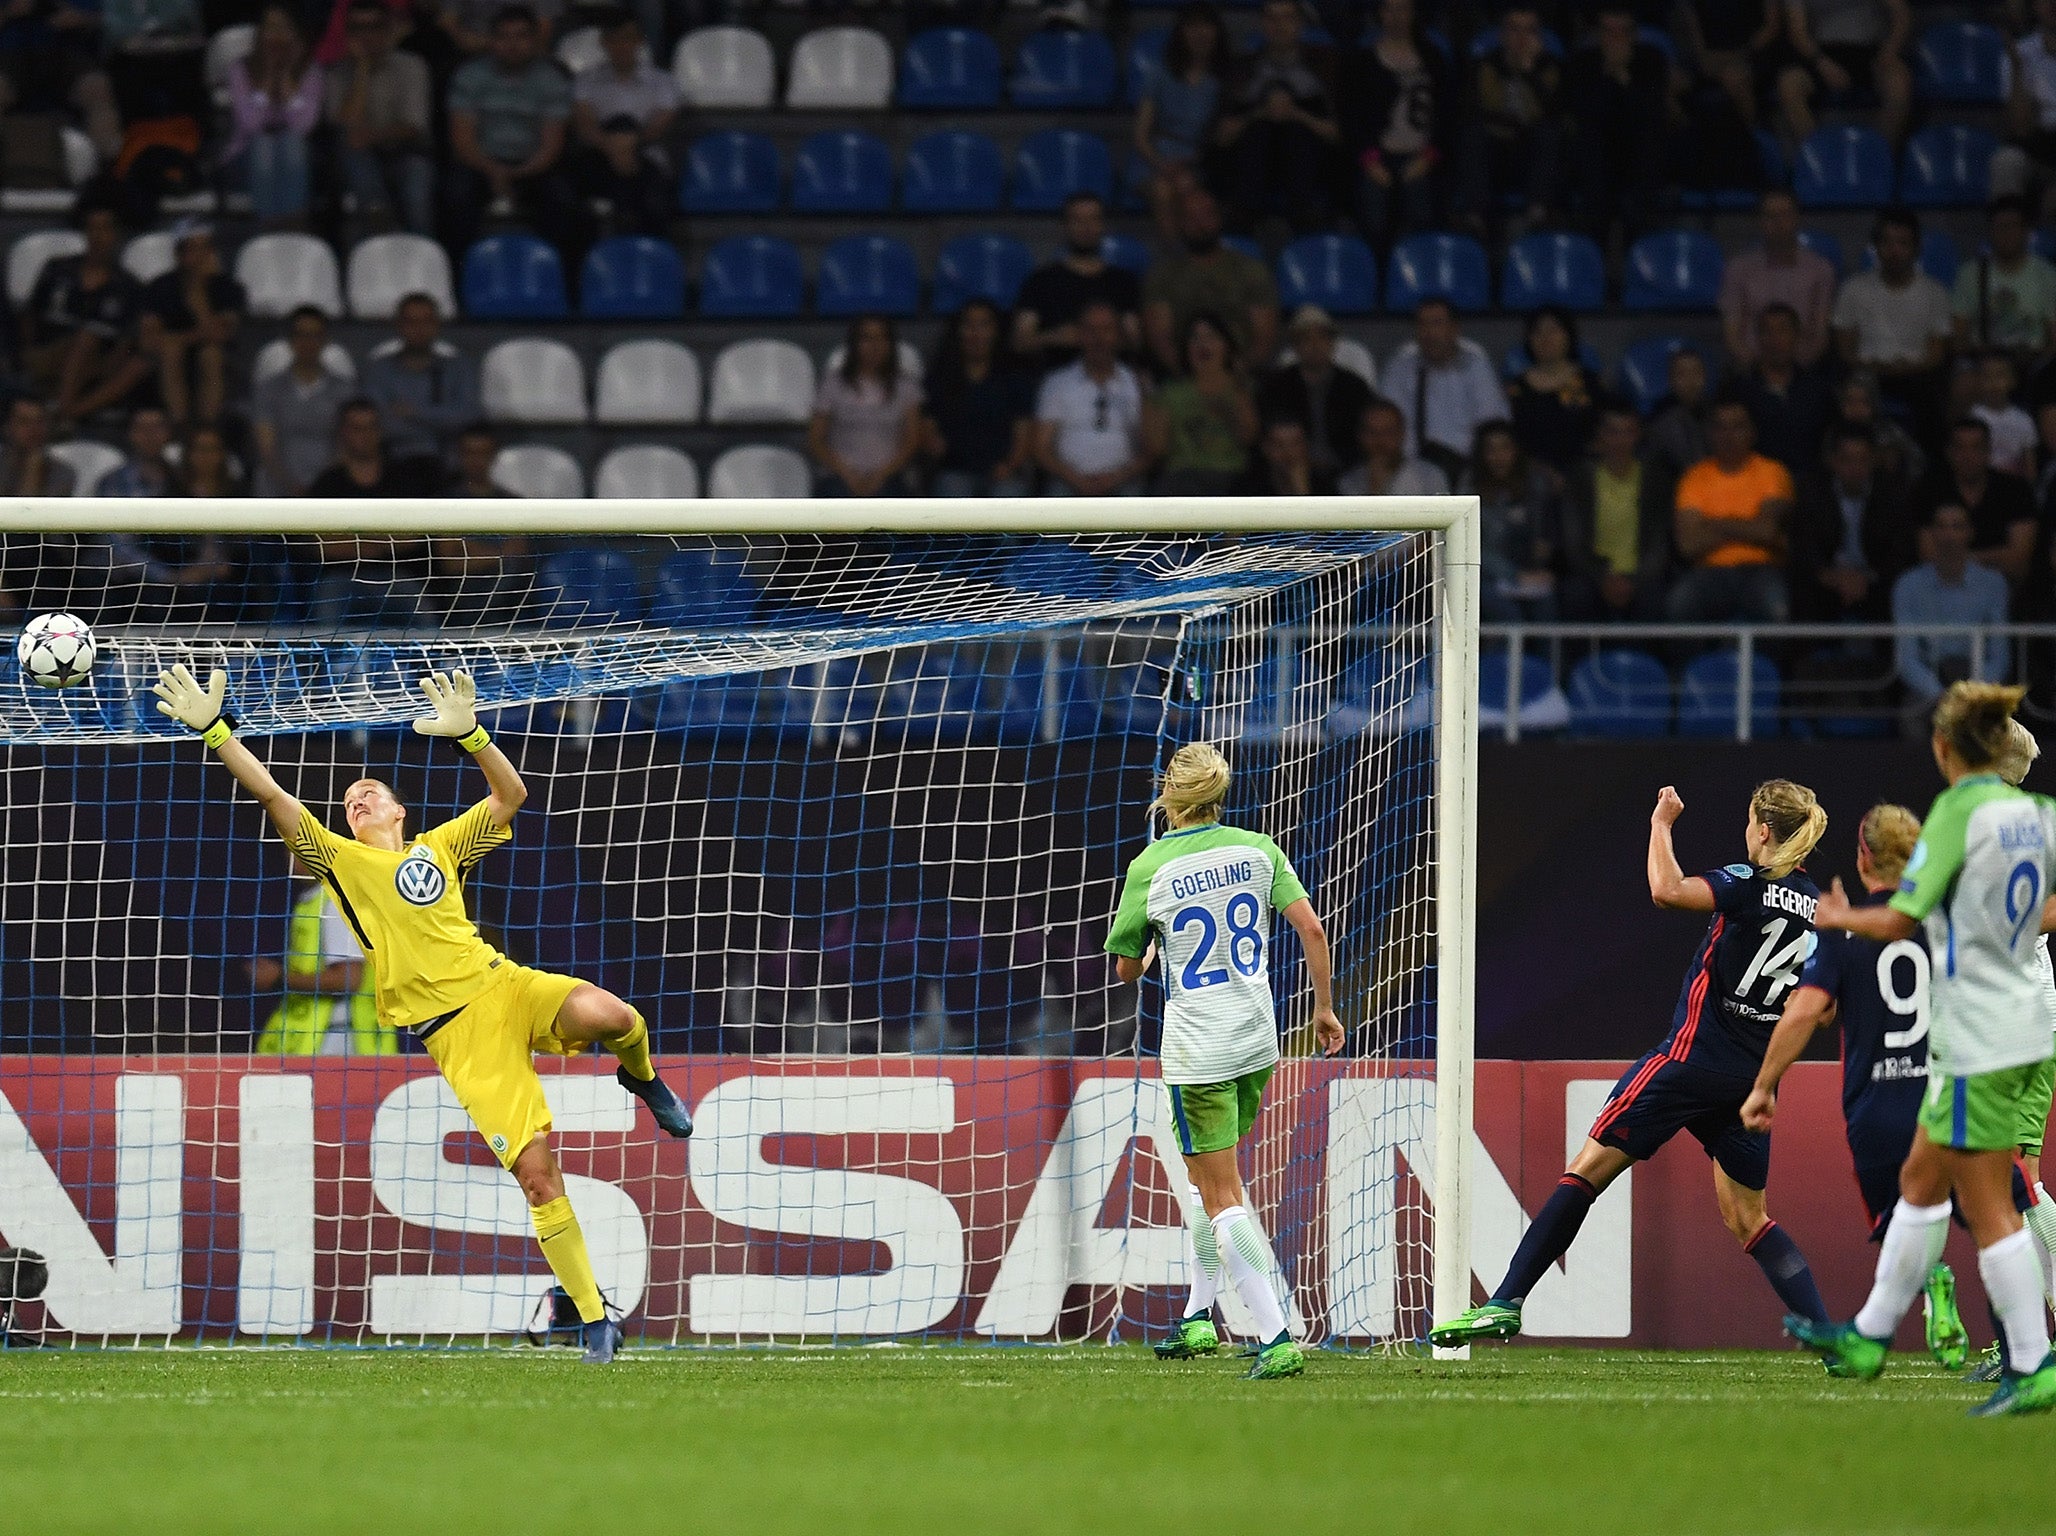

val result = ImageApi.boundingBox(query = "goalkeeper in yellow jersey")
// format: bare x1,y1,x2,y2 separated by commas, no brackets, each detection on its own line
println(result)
153,663,693,1364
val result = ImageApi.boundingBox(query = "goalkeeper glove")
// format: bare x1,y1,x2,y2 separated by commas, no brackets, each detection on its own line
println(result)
152,664,235,749
414,669,490,756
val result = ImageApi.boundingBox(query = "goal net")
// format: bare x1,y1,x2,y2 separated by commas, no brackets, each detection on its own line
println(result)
0,498,1476,1349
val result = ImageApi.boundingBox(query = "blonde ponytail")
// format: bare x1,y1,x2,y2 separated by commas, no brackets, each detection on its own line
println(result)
1858,803,1922,887
1993,718,2042,787
1153,742,1232,828
1932,681,2028,770
1751,778,1827,880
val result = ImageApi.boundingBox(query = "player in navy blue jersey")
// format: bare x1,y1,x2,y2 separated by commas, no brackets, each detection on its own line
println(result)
1433,781,1835,1347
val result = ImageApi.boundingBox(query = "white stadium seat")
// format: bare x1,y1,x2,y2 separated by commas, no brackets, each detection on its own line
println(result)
47,439,123,495
784,25,892,109
251,337,357,387
8,230,83,307
558,25,648,74
491,444,585,499
480,337,588,422
234,232,343,318
706,338,814,424
594,339,702,425
595,444,701,499
122,231,177,284
708,445,811,498
672,25,775,108
206,23,255,105
823,338,924,383
346,232,454,319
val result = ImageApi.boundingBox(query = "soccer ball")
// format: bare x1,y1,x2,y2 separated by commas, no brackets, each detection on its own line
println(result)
17,612,96,689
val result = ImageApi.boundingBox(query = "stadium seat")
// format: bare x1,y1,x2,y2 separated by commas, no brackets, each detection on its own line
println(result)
1275,234,1377,315
698,235,804,318
1125,26,1167,105
932,232,1034,312
251,337,356,386
1796,227,1845,275
122,230,176,284
1101,232,1153,274
1009,30,1117,108
8,229,81,306
1678,650,1781,738
1477,652,1571,736
898,27,1001,109
491,444,585,498
1010,129,1113,211
594,338,702,424
1499,232,1606,312
680,129,781,214
580,236,685,319
649,545,760,626
823,337,924,380
1384,233,1489,313
346,232,453,318
790,130,895,214
816,234,920,317
708,443,812,498
1622,229,1724,310
555,24,603,75
595,444,700,500
479,337,587,422
901,129,1003,213
1566,649,1672,737
671,25,774,108
1861,228,1960,287
1792,124,1894,208
1617,335,1713,415
46,438,122,494
205,22,254,104
535,548,644,625
1915,20,2005,104
234,232,343,319
786,26,893,109
461,233,566,319
1899,125,1997,208
706,337,815,424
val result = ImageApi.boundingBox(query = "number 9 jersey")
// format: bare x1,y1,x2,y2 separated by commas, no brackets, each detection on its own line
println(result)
1659,862,1822,1078
1105,823,1308,1085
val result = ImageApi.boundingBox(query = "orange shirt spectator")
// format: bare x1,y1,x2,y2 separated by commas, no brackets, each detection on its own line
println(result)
1675,453,1792,566
1665,396,1794,624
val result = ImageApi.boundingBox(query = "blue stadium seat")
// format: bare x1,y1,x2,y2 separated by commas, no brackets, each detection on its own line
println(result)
461,234,566,319
902,129,1003,213
1221,234,1264,262
1275,234,1377,315
579,236,685,319
698,235,804,318
1384,232,1489,313
1679,651,1781,739
816,234,920,317
1915,20,2005,104
1101,232,1153,273
1477,652,1567,736
1862,228,1961,287
1010,129,1113,211
1125,26,1167,105
1009,30,1117,107
1797,227,1845,275
1900,124,1997,208
790,129,895,213
1622,229,1724,311
649,546,760,627
1792,125,1894,208
1680,130,1785,211
1617,335,1714,415
932,232,1034,312
1499,232,1605,312
1567,650,1672,737
534,549,644,627
898,26,1001,108
679,129,780,213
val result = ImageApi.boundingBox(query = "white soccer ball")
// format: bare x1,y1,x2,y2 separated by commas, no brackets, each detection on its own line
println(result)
17,612,96,689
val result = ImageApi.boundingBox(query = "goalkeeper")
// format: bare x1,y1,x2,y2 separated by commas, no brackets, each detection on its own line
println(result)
153,663,693,1364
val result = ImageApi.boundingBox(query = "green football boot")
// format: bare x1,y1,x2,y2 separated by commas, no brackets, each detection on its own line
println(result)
1153,1315,1220,1360
1784,1315,1888,1381
1428,1302,1522,1348
1246,1337,1306,1380
1923,1263,1970,1371
1969,1357,2056,1418
1968,1343,2006,1384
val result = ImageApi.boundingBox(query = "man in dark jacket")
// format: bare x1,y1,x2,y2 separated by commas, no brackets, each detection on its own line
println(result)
1559,399,1674,620
1560,4,1671,242
1788,422,1913,622
1256,305,1373,482
1457,5,1561,237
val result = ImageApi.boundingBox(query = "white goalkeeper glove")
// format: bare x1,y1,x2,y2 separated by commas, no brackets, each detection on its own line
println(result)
152,664,235,749
414,669,490,756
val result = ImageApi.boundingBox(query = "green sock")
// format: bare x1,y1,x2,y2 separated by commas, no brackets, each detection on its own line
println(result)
611,1009,654,1081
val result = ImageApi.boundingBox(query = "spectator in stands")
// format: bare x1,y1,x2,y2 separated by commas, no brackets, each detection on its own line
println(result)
1143,311,1256,495
100,0,204,131
1034,299,1149,496
1912,416,2040,591
1504,306,1601,476
1213,0,1339,236
303,398,434,624
809,315,923,498
1461,420,1560,621
252,305,354,497
100,517,234,622
1013,193,1142,367
445,4,583,258
0,0,119,162
23,201,144,422
1133,1,1225,244
1142,186,1279,377
360,292,476,476
1775,0,1912,147
1719,188,1836,367
1995,0,2056,209
225,5,324,227
434,426,531,620
1790,422,1909,622
1238,414,1333,496
1377,297,1509,484
180,422,243,497
1257,305,1372,485
1336,395,1447,496
94,403,175,494
0,397,73,495
326,0,434,236
1971,350,2038,479
1455,4,1560,240
1674,0,1781,136
1952,197,2056,365
1560,398,1672,621
437,0,559,59
1833,208,1952,448
1645,346,1712,480
1833,368,1924,482
924,299,1034,499
1666,394,1793,622
1893,502,2010,721
568,7,675,238
1734,302,1833,475
1340,0,1450,251
442,420,507,496
1560,3,1672,243
137,218,244,428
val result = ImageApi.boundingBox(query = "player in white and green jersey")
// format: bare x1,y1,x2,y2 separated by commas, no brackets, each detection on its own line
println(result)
1789,683,2056,1416
1105,743,1344,1381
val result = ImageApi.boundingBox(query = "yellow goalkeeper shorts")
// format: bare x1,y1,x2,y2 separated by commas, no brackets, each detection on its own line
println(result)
421,963,587,1168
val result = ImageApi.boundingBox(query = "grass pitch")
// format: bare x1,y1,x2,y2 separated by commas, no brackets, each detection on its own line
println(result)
0,1344,2039,1535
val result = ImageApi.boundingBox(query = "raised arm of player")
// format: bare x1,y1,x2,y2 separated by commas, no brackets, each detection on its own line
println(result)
1647,786,1715,910
1283,898,1345,1056
1739,984,1838,1132
1815,875,1917,941
152,664,305,843
413,669,527,825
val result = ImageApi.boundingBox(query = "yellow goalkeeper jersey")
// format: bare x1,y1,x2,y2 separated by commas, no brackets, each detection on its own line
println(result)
287,799,513,1030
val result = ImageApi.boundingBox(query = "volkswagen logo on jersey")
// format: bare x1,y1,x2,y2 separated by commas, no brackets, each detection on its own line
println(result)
395,849,446,906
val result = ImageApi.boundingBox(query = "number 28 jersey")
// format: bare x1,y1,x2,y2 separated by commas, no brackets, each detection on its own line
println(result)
1659,863,1820,1078
1105,823,1309,1085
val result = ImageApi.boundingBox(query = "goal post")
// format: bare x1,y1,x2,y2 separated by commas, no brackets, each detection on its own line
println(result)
0,495,1479,1349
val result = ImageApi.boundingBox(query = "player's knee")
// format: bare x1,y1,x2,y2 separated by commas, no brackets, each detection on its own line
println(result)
592,992,637,1038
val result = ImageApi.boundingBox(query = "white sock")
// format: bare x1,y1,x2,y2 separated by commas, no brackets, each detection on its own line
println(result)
1212,1204,1289,1344
1854,1199,1952,1340
1181,1184,1221,1319
1981,1227,2054,1374
2025,1184,2056,1306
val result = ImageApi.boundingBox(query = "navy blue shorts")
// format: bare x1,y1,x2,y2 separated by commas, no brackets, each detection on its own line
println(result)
1589,1052,1770,1191
1853,1161,1902,1240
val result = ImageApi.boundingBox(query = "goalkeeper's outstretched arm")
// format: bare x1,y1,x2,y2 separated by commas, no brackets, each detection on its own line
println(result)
151,665,305,843
414,669,527,824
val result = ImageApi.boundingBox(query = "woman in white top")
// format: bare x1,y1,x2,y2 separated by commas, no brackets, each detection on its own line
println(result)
808,314,923,497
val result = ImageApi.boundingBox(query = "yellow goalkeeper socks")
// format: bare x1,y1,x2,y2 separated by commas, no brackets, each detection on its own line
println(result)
530,1196,604,1324
611,1009,655,1082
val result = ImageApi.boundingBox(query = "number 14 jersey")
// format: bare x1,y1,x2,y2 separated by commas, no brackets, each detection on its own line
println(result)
1106,823,1309,1085
1660,863,1821,1079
